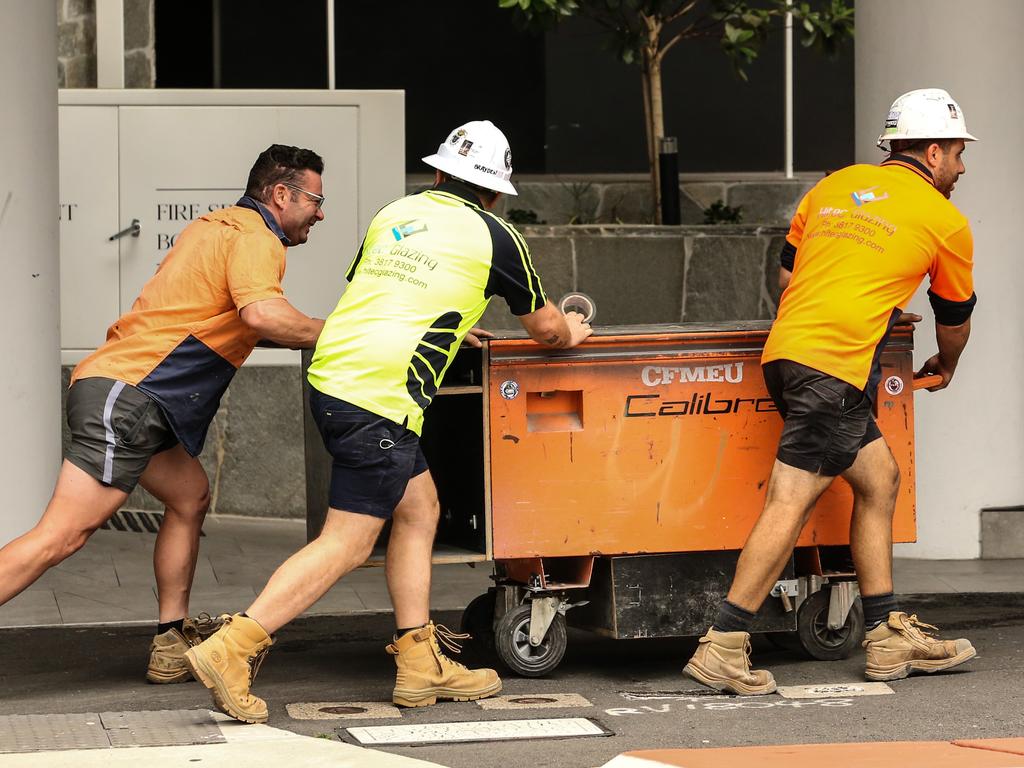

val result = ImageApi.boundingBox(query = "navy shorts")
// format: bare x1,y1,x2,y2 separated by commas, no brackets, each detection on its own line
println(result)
309,389,429,519
762,360,883,476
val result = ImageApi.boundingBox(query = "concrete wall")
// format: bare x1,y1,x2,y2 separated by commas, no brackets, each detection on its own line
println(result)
74,226,786,519
2,2,62,545
56,0,154,88
857,0,1024,559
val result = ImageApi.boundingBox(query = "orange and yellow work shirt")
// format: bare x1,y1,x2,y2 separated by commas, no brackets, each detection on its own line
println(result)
763,154,977,394
71,197,289,455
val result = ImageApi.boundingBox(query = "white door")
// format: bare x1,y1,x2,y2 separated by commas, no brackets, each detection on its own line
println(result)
117,106,360,320
58,105,120,350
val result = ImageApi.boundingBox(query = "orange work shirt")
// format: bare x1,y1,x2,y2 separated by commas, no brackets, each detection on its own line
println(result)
71,199,288,455
762,154,976,393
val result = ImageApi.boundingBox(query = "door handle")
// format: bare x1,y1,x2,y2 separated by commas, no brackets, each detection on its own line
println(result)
108,219,141,241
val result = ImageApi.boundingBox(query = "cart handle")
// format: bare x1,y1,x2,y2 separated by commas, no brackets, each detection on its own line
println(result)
912,374,944,391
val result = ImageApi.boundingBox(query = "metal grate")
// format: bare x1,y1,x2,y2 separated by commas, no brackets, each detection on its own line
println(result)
101,509,205,536
0,710,224,753
343,717,613,747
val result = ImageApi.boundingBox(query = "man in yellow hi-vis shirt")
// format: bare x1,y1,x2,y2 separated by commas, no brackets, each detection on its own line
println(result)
685,89,979,695
184,120,592,723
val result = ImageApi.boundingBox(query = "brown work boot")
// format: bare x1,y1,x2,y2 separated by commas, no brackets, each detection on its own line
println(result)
184,613,274,723
864,612,976,681
146,613,225,684
387,622,502,707
683,628,777,695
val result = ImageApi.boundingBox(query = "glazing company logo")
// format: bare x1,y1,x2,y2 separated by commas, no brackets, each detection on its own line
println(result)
947,103,959,119
391,219,428,241
500,380,519,400
851,186,890,206
504,148,512,170
641,363,744,387
458,139,474,157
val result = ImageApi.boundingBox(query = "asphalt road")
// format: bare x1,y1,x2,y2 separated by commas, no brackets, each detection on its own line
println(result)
2,595,1023,768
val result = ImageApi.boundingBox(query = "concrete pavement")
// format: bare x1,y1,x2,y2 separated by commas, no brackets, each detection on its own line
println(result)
1,514,1022,767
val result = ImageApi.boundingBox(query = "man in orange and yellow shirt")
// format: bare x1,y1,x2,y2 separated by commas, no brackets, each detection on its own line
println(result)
686,89,979,694
0,145,326,683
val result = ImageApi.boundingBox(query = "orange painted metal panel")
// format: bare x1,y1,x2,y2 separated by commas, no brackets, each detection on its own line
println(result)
620,738,1024,768
487,323,918,561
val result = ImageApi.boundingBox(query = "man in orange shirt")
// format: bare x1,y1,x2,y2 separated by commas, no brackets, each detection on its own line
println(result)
0,144,326,683
685,89,979,694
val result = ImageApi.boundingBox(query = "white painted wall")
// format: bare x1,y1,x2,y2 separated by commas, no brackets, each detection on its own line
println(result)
856,0,1024,558
0,1,62,545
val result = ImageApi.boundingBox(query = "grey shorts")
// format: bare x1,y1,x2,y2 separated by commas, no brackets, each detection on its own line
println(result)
762,360,883,476
65,377,178,493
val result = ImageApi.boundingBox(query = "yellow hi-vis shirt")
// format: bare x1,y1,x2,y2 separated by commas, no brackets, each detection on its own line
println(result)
308,181,546,435
763,154,976,393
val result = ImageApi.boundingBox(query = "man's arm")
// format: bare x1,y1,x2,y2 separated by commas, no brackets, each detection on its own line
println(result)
239,298,325,349
779,267,792,291
915,318,971,391
518,301,592,349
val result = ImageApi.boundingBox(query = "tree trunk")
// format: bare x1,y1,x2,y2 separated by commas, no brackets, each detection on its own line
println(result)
646,53,666,224
641,71,655,222
641,14,665,224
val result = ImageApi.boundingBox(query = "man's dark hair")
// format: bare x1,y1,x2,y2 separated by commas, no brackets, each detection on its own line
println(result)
889,137,960,157
245,144,324,203
436,171,499,207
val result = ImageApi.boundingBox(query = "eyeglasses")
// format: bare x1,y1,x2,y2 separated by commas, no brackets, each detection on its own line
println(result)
282,182,326,210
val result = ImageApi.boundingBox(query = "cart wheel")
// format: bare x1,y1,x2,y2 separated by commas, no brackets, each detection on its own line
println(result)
460,591,497,659
796,588,864,661
495,603,567,678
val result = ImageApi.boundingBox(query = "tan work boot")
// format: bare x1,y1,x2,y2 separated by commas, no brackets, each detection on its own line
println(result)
387,622,502,707
184,613,274,723
683,628,777,695
146,613,225,684
864,612,976,681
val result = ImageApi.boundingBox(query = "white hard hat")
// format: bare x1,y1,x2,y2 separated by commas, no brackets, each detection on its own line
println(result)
877,88,978,150
422,120,518,196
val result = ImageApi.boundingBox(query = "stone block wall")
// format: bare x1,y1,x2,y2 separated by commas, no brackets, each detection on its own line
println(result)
55,0,154,88
62,225,786,519
410,177,817,226
57,0,97,87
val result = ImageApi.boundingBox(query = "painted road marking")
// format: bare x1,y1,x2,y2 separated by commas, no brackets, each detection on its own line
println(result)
605,699,855,716
343,717,613,746
777,682,893,699
285,701,401,720
478,693,592,710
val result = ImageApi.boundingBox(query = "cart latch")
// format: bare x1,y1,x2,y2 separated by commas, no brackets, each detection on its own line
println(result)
770,579,800,612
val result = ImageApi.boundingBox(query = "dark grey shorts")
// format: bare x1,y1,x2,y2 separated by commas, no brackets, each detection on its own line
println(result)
762,360,883,476
65,377,178,493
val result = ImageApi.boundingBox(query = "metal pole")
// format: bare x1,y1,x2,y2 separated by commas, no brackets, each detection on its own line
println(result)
784,1,794,178
658,136,681,225
327,0,336,89
0,0,61,545
96,0,125,88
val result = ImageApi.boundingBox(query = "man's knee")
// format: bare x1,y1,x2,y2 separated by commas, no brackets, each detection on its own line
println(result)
37,524,94,567
165,486,211,523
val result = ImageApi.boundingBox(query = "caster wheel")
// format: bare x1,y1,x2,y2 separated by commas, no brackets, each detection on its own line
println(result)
797,588,864,661
460,590,497,661
494,602,567,677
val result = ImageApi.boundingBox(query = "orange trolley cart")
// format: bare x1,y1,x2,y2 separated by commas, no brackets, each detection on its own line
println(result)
304,321,931,677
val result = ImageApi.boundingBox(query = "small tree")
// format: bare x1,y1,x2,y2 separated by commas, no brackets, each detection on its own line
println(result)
499,0,853,222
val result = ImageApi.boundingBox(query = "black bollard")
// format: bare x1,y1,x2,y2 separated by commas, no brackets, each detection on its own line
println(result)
658,136,681,225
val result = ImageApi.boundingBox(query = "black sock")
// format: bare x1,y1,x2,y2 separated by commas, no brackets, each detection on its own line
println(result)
711,601,756,633
157,618,185,635
862,592,899,629
396,623,428,638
